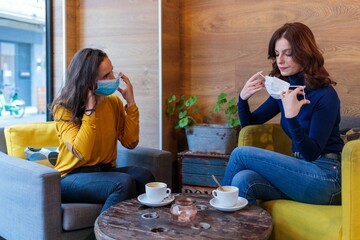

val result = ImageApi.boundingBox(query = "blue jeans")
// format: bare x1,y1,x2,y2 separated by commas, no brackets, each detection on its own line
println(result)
222,146,341,205
61,164,154,212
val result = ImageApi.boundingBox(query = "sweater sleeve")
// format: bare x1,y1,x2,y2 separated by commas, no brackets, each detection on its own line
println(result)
286,88,340,161
112,96,139,149
54,106,97,162
238,95,281,127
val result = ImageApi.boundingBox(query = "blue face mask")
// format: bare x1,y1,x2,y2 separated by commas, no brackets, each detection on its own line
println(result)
95,78,120,96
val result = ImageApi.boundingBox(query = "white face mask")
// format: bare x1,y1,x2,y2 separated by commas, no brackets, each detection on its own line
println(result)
264,76,290,99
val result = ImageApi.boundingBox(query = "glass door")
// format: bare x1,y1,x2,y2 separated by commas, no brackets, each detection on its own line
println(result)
0,0,47,126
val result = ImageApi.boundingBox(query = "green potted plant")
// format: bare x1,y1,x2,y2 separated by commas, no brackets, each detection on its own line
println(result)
166,93,240,154
166,94,201,128
212,92,240,128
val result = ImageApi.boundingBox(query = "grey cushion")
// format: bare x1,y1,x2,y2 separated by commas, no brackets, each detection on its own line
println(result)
62,203,102,231
340,116,360,134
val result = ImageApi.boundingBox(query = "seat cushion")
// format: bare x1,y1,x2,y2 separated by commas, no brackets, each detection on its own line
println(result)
261,200,342,240
62,203,102,231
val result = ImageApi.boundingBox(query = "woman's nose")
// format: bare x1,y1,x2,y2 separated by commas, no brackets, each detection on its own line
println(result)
111,71,119,79
277,54,285,64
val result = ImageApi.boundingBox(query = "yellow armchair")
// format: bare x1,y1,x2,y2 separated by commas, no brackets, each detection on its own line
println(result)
238,124,360,240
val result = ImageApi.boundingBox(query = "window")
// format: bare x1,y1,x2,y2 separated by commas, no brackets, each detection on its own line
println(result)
0,0,50,126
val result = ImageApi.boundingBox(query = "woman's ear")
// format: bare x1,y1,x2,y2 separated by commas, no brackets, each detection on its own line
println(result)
88,82,96,91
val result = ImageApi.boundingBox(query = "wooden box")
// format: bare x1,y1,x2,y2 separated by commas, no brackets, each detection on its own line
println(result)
177,151,230,193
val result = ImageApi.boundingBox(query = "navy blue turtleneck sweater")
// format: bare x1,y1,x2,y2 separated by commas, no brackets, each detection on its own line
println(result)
238,73,344,162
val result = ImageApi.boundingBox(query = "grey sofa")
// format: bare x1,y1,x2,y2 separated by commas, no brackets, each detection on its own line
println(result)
0,124,175,240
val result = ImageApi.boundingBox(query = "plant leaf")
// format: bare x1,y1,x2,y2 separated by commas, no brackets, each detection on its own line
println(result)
167,95,176,103
217,92,227,101
228,97,236,106
166,106,175,115
193,106,200,113
175,100,185,110
212,104,221,112
179,117,189,128
179,110,187,119
234,118,240,127
186,95,198,107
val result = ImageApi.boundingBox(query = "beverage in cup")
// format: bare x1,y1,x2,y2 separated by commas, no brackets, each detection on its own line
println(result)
145,182,171,203
212,186,239,207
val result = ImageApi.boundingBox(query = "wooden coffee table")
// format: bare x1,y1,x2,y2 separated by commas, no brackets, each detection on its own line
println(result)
94,193,272,240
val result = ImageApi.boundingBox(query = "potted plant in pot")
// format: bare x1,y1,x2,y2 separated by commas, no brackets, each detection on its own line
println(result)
165,95,201,129
166,93,240,154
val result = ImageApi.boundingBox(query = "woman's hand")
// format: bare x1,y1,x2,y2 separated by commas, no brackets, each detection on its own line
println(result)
240,71,265,100
281,87,310,118
117,72,135,106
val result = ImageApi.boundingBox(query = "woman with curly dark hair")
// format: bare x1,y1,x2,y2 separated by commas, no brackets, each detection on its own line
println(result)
222,22,343,205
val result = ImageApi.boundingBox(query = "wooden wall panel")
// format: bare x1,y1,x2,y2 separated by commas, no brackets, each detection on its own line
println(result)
75,0,159,148
181,0,360,127
53,0,360,152
53,0,77,97
162,0,181,153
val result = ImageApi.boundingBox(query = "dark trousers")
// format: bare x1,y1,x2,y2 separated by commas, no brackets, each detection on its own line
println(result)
61,164,154,212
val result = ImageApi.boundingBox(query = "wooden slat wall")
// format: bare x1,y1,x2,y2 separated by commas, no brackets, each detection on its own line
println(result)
162,0,182,153
53,0,360,151
181,0,360,126
76,0,159,148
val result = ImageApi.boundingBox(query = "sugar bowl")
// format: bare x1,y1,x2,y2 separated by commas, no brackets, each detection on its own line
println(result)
170,197,197,222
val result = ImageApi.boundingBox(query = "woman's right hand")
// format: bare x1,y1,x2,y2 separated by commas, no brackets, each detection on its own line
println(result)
240,71,265,100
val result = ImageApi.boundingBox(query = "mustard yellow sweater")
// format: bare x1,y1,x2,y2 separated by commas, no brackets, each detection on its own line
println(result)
53,95,139,177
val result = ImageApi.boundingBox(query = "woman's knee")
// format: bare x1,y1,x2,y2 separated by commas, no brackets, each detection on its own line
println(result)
118,173,136,188
231,170,260,192
229,146,253,162
138,167,155,182
231,170,248,187
110,173,136,197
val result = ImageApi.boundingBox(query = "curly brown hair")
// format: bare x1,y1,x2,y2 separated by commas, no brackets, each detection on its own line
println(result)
268,22,336,89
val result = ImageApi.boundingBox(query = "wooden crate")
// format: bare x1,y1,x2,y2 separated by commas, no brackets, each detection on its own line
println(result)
177,151,230,193
181,185,214,195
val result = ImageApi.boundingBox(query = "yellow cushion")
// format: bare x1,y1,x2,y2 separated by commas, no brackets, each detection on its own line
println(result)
238,124,292,155
4,122,59,159
262,200,342,240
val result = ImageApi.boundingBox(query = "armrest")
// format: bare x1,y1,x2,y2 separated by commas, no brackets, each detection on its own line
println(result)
116,144,175,189
0,152,62,240
0,128,7,154
238,124,292,155
341,139,360,240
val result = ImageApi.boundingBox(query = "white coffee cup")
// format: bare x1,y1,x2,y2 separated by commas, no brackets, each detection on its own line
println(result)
145,182,171,203
212,186,239,207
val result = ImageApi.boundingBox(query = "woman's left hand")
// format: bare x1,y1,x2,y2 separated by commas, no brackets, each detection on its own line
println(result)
117,72,135,106
281,87,310,118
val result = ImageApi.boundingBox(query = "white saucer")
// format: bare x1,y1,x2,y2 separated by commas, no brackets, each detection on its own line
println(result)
137,193,175,207
209,197,248,212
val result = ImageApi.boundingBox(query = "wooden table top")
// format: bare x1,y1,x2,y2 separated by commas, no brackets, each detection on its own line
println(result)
94,193,272,240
